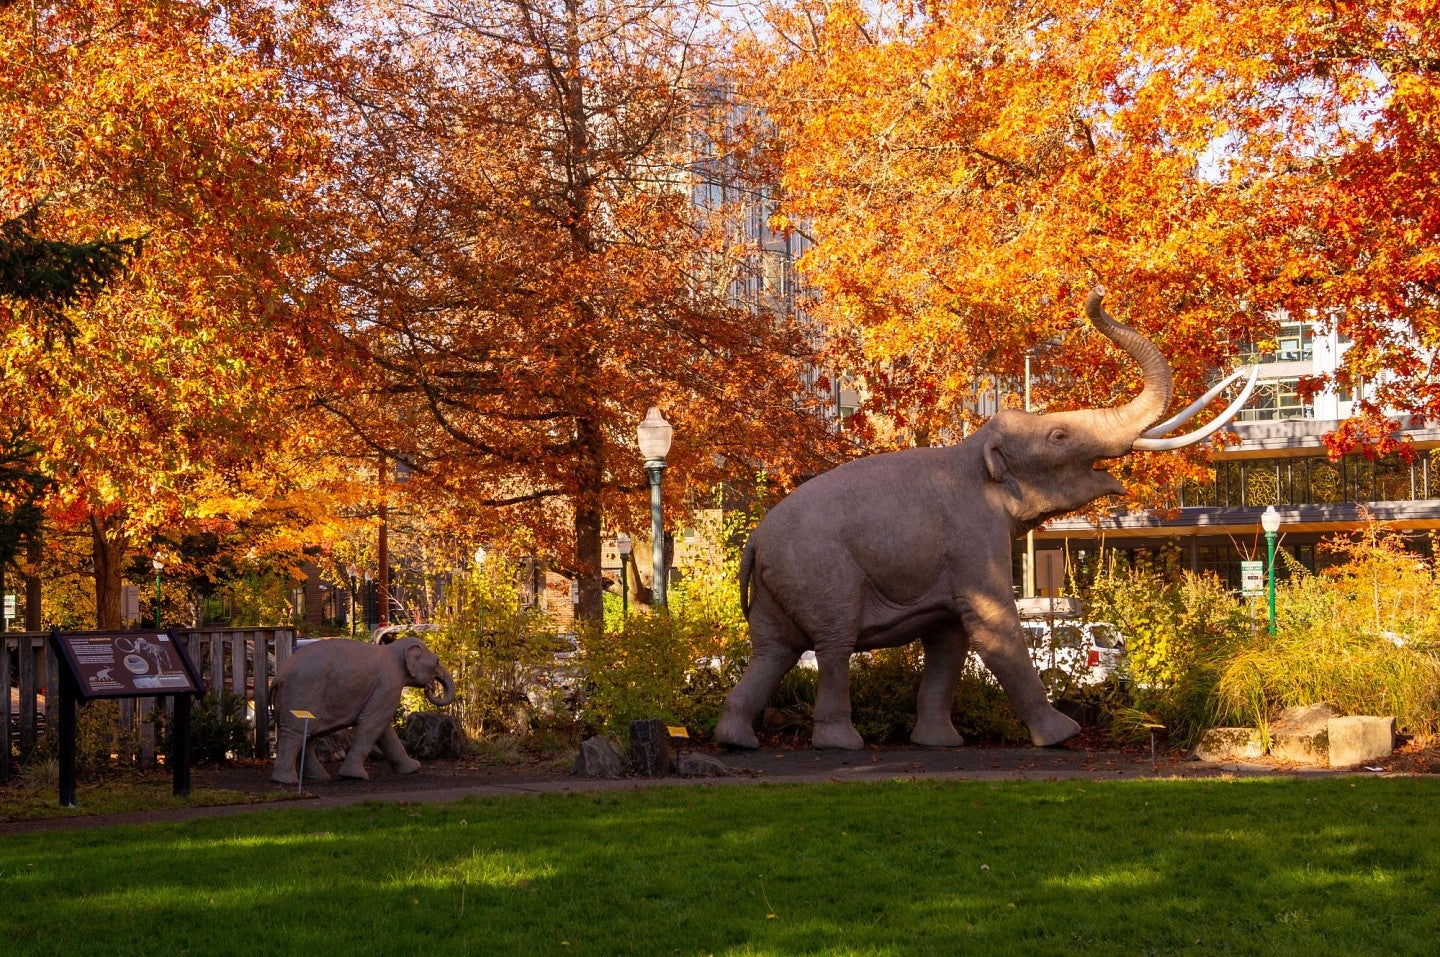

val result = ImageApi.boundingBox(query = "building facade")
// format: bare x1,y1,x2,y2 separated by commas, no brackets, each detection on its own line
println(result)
1027,319,1440,593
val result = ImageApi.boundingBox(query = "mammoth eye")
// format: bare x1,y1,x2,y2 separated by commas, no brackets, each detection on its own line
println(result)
1049,428,1068,444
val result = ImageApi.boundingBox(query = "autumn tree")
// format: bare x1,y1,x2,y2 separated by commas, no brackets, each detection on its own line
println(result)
740,0,1440,487
313,0,843,622
0,204,139,623
0,1,346,626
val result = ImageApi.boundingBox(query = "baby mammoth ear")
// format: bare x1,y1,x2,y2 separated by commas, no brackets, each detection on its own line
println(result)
983,436,1008,484
404,641,427,679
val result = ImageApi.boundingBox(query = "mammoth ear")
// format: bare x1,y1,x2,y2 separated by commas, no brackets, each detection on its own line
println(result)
404,641,427,680
983,436,1008,484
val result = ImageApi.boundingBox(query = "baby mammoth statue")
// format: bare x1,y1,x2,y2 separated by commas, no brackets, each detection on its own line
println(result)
270,636,456,785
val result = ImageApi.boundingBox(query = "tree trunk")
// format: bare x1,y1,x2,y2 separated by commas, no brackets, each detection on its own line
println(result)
90,511,127,630
572,411,606,625
24,533,41,630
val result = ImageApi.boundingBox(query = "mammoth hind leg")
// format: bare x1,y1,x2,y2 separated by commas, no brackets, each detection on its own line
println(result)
811,644,864,751
715,642,802,749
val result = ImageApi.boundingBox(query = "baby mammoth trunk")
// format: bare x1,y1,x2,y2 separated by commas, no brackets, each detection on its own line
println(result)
424,664,457,707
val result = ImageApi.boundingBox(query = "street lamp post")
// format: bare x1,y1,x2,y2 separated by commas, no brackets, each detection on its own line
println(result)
1024,351,1036,599
346,564,358,639
1261,505,1282,635
152,553,164,629
616,532,632,618
637,407,673,609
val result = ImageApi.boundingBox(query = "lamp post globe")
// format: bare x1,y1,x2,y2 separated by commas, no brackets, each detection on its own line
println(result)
637,407,672,609
1261,506,1282,635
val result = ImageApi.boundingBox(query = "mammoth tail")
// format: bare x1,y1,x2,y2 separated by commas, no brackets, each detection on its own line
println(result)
738,538,756,619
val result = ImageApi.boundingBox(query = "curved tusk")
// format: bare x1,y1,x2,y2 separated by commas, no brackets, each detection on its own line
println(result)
1141,366,1257,439
1132,365,1261,451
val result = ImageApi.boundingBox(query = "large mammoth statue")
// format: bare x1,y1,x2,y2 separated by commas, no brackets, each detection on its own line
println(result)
271,636,457,784
715,287,1256,751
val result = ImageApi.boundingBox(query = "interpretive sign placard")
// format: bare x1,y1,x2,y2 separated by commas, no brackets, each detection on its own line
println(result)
1240,560,1265,598
48,629,206,806
52,630,202,699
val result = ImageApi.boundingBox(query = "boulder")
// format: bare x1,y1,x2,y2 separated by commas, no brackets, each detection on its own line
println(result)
629,719,672,777
1267,703,1343,765
401,711,467,760
571,735,627,778
1327,716,1394,768
1269,727,1329,765
1193,727,1266,762
1271,702,1343,734
310,729,353,764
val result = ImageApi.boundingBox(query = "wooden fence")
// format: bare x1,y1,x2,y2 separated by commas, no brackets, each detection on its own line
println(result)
2,627,298,782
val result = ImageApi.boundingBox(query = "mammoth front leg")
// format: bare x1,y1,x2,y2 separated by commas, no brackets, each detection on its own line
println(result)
911,625,969,748
962,596,1080,747
339,709,399,779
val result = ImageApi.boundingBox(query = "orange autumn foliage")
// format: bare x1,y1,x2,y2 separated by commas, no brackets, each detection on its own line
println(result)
0,0,343,623
739,0,1440,488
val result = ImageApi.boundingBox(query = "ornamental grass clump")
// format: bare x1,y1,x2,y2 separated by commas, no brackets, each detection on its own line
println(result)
1218,524,1440,739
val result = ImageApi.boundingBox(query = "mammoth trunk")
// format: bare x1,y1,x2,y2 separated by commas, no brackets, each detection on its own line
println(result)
424,665,457,707
1083,288,1173,443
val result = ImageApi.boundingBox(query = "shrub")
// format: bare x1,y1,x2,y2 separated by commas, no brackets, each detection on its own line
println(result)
952,664,1030,745
185,690,251,764
1083,556,1250,747
577,610,747,738
427,555,569,740
847,648,923,742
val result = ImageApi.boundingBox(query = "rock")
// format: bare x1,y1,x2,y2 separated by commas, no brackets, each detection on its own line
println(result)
571,735,627,778
1271,702,1343,734
1268,703,1344,765
402,711,467,760
1270,728,1329,765
311,729,352,763
1327,716,1394,767
629,719,672,777
674,751,733,777
1193,727,1266,762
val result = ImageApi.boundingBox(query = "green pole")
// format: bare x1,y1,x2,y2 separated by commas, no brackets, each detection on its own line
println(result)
646,461,667,609
1265,529,1277,636
155,566,163,629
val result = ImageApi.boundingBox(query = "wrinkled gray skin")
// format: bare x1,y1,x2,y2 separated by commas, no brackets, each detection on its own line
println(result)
271,636,456,784
715,288,1173,751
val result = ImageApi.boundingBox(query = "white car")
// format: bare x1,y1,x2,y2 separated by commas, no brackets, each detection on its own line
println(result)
1020,620,1126,695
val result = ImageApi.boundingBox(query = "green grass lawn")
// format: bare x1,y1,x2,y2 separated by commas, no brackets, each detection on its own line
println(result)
2,777,1436,955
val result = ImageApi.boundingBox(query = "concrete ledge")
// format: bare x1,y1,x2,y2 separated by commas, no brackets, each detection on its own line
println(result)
1328,716,1394,768
1194,727,1267,762
1270,729,1329,765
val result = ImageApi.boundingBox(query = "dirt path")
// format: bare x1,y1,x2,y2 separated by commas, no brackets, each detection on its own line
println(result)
9,739,1422,837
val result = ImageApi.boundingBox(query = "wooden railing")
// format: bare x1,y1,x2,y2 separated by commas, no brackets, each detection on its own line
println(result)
2,627,298,781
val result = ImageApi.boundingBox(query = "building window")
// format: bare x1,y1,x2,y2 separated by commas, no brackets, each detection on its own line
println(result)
1179,451,1434,507
1238,377,1311,422
1275,322,1313,361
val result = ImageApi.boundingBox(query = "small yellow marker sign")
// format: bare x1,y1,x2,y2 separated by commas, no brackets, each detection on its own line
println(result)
666,726,688,738
291,710,316,720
